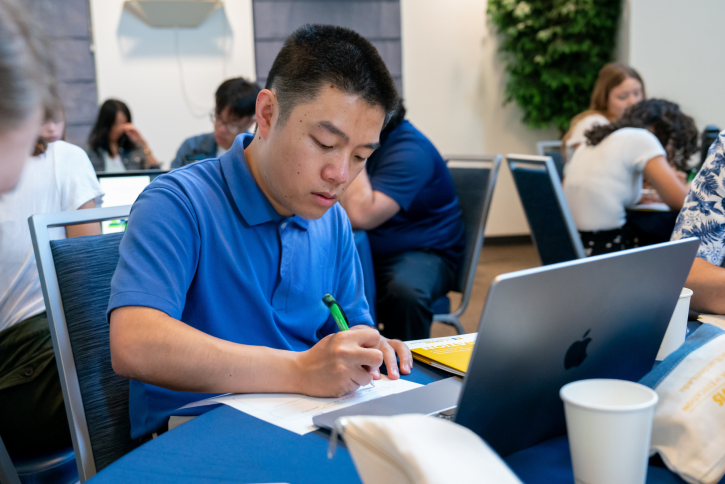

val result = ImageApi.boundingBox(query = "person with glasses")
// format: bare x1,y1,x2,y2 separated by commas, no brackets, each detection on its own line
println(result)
171,77,261,169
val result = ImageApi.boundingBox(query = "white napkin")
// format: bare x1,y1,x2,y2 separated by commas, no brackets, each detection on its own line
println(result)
332,414,522,484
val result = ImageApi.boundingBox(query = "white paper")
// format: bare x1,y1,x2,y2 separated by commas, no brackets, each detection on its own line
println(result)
628,202,671,212
698,314,725,330
404,333,477,351
179,376,422,435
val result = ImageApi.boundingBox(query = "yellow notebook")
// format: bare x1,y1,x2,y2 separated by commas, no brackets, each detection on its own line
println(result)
405,334,477,377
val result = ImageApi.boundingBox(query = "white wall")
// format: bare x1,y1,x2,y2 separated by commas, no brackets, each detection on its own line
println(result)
400,0,558,236
620,0,725,133
89,0,256,168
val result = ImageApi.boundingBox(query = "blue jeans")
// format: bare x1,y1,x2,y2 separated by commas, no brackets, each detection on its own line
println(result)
373,250,457,341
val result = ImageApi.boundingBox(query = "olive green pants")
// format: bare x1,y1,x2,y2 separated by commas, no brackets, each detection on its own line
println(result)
0,312,72,454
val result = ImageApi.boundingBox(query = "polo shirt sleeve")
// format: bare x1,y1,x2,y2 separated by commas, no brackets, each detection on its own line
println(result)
369,140,434,211
107,184,200,319
672,131,725,266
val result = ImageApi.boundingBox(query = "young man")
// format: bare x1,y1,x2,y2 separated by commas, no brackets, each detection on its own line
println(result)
340,102,465,341
108,25,413,439
171,77,261,169
671,130,725,313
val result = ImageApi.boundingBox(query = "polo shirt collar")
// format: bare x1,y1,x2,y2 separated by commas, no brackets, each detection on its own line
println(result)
221,134,309,230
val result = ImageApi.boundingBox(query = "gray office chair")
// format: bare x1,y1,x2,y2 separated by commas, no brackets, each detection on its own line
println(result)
29,206,138,482
0,437,20,484
432,155,502,334
507,154,585,265
536,140,565,181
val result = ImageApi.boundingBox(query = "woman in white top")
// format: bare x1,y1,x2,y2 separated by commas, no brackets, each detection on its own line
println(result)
0,133,104,453
564,99,697,256
85,99,160,173
563,63,646,161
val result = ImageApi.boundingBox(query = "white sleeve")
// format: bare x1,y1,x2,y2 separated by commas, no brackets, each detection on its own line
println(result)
627,129,667,172
51,141,105,211
566,114,610,147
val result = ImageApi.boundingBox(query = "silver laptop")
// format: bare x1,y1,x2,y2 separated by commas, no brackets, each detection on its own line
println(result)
313,238,699,455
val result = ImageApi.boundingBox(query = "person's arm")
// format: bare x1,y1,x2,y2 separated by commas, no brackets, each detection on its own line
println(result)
65,199,101,238
340,169,400,230
122,123,160,168
110,306,386,397
643,155,688,211
684,258,725,314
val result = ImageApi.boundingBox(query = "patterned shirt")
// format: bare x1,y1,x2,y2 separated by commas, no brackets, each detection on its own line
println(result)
671,131,725,265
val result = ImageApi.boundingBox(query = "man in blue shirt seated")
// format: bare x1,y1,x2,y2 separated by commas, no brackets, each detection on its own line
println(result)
671,129,725,314
170,77,260,169
108,25,412,439
341,102,465,341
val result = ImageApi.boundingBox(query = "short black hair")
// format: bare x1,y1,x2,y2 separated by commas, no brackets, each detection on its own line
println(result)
215,77,260,119
266,24,398,126
586,99,698,171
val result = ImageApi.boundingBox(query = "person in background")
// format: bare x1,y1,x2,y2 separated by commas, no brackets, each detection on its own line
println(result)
171,77,260,169
85,99,160,172
563,99,697,257
38,93,65,143
671,131,725,314
0,0,54,194
563,63,646,161
340,101,465,341
0,136,105,454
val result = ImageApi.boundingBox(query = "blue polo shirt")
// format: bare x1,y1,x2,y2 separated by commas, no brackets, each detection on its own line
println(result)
366,120,464,266
108,134,373,438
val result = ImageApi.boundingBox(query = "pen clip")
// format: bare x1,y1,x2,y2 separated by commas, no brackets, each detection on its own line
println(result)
327,417,348,459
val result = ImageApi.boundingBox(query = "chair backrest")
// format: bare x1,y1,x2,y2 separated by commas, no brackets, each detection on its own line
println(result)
445,155,502,310
536,140,565,181
507,154,585,265
0,436,20,484
29,206,136,482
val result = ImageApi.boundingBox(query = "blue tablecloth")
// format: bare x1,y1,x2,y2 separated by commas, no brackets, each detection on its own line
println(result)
89,360,709,484
353,230,376,323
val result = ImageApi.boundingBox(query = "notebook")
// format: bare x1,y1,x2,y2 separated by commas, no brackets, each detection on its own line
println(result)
405,334,476,377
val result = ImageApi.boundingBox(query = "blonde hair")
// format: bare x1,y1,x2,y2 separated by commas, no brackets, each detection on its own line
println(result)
562,63,646,154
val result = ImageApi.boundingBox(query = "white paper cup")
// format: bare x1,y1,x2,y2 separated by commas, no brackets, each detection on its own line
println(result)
560,379,658,484
656,288,693,361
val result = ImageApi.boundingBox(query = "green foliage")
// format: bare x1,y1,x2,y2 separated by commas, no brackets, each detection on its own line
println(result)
487,0,622,134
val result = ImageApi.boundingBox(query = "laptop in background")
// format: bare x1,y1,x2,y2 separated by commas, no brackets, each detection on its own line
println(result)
313,238,699,456
97,170,166,233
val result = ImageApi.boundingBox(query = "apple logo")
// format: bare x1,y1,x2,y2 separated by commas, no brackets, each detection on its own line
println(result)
564,329,592,370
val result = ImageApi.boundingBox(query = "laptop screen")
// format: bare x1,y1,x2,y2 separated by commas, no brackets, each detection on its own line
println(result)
97,170,166,233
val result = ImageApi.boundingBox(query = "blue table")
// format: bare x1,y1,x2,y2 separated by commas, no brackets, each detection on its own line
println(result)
353,230,376,323
89,361,706,484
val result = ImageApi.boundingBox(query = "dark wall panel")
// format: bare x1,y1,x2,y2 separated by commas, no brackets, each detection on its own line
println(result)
26,0,98,147
252,0,402,95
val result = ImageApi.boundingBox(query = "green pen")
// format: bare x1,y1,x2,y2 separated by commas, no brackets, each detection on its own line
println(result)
322,293,375,386
322,293,350,332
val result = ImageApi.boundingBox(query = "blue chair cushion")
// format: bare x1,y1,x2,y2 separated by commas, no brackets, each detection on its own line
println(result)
11,446,77,484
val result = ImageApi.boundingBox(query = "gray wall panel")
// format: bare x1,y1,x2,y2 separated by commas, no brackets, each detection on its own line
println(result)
253,0,402,96
27,0,97,146
253,1,400,40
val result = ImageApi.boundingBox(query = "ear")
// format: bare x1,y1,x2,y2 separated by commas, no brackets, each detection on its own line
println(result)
255,89,277,140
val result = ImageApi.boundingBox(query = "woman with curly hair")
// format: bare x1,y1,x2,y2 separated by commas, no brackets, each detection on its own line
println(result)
562,63,646,161
563,99,697,256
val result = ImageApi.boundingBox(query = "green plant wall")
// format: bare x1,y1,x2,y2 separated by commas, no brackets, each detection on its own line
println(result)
487,0,622,134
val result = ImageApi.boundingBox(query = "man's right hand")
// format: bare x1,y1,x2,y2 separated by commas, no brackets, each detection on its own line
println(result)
295,325,384,397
